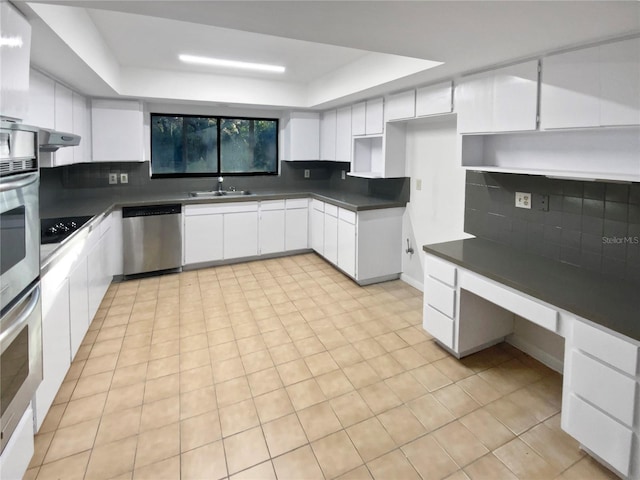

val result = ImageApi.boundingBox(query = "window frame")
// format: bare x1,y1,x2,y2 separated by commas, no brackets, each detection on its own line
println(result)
150,112,279,178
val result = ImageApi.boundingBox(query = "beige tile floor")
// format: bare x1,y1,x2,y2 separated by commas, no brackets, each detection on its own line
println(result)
25,253,618,480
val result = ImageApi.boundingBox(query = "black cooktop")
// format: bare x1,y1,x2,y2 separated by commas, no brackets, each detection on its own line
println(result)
41,216,93,245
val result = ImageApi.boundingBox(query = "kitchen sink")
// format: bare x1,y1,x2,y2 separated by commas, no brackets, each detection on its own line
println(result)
189,190,254,198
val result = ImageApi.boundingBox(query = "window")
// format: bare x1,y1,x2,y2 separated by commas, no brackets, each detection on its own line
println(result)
150,114,278,177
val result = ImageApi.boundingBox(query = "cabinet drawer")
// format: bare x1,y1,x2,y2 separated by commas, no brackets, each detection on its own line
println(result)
425,255,456,287
261,200,285,211
311,199,324,212
286,198,308,210
569,350,636,426
460,273,558,332
338,208,356,225
423,305,454,348
324,203,338,217
572,320,638,375
564,393,632,476
185,204,220,216
425,277,456,318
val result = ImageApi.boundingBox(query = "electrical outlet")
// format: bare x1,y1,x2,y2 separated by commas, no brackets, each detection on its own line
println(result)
539,194,549,212
304,169,310,179
120,173,129,184
341,170,346,180
108,173,118,185
416,179,422,191
515,192,531,209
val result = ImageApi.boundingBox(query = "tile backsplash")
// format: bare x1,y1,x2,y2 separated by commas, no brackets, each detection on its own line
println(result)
465,171,640,282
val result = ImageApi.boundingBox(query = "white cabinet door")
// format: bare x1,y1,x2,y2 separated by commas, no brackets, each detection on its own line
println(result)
492,61,539,132
416,81,453,117
72,92,88,163
351,102,366,136
280,112,320,161
323,212,338,265
36,277,70,431
541,46,600,129
336,106,352,162
385,90,415,122
320,109,337,161
600,37,640,126
337,218,356,277
365,97,384,134
309,203,325,254
285,207,308,251
456,71,494,133
54,83,73,133
91,99,144,162
260,209,285,255
224,212,258,259
26,69,55,130
87,231,109,321
69,256,89,360
0,2,31,122
184,214,223,265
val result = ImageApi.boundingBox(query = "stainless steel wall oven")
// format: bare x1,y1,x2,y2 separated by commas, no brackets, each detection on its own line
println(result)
0,120,42,453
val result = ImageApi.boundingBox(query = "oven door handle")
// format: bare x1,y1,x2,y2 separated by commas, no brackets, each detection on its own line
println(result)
0,285,40,347
0,172,38,192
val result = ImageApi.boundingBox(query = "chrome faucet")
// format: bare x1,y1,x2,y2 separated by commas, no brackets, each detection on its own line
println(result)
217,176,224,192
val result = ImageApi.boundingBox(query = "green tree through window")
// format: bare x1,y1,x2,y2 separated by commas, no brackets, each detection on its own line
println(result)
151,114,278,177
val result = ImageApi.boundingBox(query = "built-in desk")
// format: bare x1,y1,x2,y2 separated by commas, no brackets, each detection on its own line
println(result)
422,238,640,479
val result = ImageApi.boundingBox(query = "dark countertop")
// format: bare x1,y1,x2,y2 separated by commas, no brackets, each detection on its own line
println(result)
423,238,640,343
40,189,406,273
40,189,406,220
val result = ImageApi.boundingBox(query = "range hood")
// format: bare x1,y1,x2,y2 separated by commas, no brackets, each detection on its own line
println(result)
39,128,80,152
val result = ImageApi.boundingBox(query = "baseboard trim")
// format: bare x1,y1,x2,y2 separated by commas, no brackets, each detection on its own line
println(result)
506,335,564,374
400,274,423,292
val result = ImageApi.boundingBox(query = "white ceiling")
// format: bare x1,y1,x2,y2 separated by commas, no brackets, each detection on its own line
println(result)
86,9,372,83
16,1,640,109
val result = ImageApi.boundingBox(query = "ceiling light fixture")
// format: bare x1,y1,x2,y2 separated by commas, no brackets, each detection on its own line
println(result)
179,54,285,73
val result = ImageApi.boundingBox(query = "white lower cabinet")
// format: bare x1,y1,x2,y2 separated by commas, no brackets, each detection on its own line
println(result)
0,406,34,480
309,200,325,255
69,255,89,359
337,210,356,277
223,204,258,260
323,204,338,265
562,319,639,478
259,201,285,255
183,207,223,265
35,213,116,432
285,199,308,251
35,275,70,431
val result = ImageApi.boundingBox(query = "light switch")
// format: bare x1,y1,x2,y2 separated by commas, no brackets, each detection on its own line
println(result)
416,179,422,191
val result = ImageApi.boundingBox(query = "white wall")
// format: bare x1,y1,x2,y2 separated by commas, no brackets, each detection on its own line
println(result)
400,114,471,290
507,316,565,373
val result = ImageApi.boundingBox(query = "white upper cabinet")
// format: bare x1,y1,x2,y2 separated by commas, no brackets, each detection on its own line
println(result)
541,46,600,129
385,90,415,122
335,106,352,162
0,2,31,121
25,69,55,130
456,71,494,133
352,98,384,136
320,109,337,161
492,61,539,132
53,83,74,166
351,101,366,136
599,37,640,126
280,112,320,161
91,99,144,162
416,81,453,117
72,92,89,163
541,38,640,129
365,97,384,134
457,60,539,134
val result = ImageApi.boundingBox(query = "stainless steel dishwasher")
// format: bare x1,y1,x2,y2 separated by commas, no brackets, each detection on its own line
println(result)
122,204,182,276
